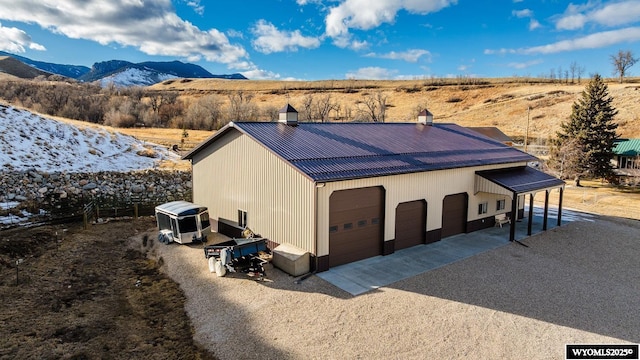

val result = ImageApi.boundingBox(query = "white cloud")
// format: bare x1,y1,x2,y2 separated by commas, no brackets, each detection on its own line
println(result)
507,59,543,69
529,19,541,30
486,27,640,56
365,49,431,62
555,14,588,30
0,22,46,53
520,27,640,54
241,68,282,80
0,0,248,66
325,0,457,38
251,20,321,54
345,66,398,79
513,9,533,18
185,0,204,15
555,0,640,30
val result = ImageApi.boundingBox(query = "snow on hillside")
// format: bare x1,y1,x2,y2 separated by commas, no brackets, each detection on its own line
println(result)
99,67,177,87
0,104,181,173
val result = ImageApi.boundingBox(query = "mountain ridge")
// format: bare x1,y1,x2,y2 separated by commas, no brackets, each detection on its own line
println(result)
0,51,247,86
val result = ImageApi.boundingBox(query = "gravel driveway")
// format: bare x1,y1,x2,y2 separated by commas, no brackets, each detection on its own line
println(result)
143,215,640,360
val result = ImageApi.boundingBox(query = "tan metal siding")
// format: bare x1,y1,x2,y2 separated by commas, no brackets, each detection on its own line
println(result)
191,131,315,253
316,162,528,257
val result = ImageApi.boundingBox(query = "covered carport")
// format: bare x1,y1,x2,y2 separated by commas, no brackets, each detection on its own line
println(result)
475,166,566,242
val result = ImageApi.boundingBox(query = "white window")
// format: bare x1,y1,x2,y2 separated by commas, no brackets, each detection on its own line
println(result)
478,202,488,215
238,209,247,228
497,199,506,211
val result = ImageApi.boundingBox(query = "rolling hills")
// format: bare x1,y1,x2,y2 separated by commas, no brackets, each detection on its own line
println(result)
150,77,640,139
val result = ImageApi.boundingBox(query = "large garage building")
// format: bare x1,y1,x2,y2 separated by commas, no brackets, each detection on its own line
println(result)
184,106,564,272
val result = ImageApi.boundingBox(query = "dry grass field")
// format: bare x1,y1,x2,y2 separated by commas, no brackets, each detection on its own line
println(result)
150,77,640,140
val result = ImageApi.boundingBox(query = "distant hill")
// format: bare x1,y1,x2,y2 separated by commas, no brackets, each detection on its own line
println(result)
0,52,247,86
0,56,52,79
0,51,90,79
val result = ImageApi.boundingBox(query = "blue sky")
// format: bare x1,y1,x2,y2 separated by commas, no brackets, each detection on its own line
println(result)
0,0,639,80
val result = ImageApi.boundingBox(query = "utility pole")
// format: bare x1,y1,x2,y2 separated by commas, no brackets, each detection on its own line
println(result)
525,107,530,153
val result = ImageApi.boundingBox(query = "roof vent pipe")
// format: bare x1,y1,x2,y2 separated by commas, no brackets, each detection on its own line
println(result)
279,104,298,126
418,109,433,126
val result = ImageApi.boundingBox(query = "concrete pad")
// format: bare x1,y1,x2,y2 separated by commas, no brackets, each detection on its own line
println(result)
317,207,581,296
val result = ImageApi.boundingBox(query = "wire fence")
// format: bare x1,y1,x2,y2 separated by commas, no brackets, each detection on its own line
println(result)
1,193,192,230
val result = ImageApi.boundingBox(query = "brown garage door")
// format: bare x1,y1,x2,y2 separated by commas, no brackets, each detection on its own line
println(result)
395,200,426,250
441,193,467,238
329,187,384,267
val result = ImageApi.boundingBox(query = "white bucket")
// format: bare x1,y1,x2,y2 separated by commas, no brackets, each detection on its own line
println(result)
214,261,226,277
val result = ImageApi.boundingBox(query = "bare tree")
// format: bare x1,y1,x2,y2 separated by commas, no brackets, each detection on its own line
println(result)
357,91,388,122
314,94,339,122
300,94,314,121
227,91,258,121
611,49,638,83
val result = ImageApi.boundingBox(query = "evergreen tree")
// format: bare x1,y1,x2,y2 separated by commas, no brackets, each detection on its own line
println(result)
550,74,618,183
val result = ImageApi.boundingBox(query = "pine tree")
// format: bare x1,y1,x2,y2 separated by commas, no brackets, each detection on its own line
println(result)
550,74,618,183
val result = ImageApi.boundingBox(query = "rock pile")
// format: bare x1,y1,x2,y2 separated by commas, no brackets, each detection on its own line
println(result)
0,169,192,214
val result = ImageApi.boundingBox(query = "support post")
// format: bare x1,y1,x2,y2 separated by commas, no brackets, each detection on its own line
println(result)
509,193,517,242
557,187,564,226
527,193,534,236
543,190,549,230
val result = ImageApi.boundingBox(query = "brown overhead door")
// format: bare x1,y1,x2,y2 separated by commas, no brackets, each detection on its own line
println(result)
329,187,384,267
441,193,468,238
395,200,426,250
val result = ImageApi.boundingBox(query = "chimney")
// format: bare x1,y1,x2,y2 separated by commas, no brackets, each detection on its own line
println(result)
279,104,298,126
418,109,433,126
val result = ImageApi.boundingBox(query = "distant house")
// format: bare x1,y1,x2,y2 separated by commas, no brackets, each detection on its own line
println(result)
613,138,640,178
184,106,565,272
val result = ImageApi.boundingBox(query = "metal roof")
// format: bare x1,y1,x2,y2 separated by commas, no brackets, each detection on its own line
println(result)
476,166,565,194
467,127,513,143
613,138,640,156
185,122,536,182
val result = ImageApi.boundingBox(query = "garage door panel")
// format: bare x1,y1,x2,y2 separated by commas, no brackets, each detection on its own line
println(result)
442,193,467,238
329,187,383,268
395,200,426,250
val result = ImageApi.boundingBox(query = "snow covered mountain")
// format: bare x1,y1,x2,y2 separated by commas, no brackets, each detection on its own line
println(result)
99,67,179,88
0,104,181,173
0,52,247,86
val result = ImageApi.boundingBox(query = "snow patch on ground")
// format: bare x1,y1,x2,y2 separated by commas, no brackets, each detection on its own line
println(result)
0,104,181,173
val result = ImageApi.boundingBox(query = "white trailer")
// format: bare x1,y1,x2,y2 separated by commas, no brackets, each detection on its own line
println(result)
155,201,211,244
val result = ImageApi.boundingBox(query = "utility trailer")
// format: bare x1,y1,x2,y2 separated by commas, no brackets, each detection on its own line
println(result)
204,237,270,280
155,201,211,244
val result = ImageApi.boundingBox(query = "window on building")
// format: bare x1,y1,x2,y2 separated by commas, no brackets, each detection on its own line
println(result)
496,199,506,211
238,209,247,228
478,202,488,215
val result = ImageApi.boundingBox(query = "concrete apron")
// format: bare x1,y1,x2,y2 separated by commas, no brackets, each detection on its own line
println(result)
316,208,583,296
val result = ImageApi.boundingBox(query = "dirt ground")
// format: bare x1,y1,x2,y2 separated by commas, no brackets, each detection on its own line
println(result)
1,195,639,359
0,218,216,360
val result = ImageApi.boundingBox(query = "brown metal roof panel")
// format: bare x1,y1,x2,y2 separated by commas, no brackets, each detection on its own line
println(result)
476,166,565,194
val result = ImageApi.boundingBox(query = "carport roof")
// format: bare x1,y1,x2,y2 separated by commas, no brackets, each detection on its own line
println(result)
476,166,565,194
184,122,536,182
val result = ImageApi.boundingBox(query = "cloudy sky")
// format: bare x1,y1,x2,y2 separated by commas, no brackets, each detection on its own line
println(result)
0,0,639,80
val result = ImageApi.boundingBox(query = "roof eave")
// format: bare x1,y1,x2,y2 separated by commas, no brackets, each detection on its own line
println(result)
182,122,237,160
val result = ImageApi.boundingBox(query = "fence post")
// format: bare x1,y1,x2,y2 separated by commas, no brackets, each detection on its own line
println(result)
83,211,88,230
134,203,138,220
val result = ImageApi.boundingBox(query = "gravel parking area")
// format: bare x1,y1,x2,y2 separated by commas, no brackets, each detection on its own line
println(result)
146,216,640,360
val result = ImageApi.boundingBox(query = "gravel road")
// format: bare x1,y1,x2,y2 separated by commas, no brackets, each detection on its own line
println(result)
144,216,640,360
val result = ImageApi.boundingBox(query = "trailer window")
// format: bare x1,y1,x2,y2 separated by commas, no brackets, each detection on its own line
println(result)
156,212,171,231
200,212,210,229
179,216,198,233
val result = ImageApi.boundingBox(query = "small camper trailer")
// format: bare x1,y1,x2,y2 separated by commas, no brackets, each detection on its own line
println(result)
155,201,211,244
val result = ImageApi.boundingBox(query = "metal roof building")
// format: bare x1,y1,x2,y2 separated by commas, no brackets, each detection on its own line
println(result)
184,107,565,272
